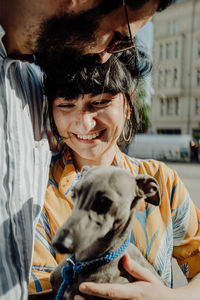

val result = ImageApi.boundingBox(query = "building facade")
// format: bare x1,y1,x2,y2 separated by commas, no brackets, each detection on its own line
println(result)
151,0,200,141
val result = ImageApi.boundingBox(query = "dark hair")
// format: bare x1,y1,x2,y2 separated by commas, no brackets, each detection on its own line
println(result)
157,0,175,11
44,43,152,151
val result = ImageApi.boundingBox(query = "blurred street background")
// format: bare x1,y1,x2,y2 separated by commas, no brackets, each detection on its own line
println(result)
129,0,200,165
167,162,200,287
134,0,200,287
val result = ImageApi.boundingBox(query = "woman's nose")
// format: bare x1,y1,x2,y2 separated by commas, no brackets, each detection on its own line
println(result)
76,112,96,133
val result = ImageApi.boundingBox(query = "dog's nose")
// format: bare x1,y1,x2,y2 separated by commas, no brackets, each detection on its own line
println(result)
53,237,74,254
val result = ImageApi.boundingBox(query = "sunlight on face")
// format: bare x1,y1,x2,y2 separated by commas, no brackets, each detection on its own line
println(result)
82,0,159,56
53,93,128,168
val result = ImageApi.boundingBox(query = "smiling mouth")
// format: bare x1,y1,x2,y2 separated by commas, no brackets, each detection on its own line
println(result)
74,130,105,141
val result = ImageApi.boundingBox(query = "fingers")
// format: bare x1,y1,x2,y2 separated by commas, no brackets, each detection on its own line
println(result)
74,295,86,300
78,282,136,300
122,254,159,284
76,255,160,299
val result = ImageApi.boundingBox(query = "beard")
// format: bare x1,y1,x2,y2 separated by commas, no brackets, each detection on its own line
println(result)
34,11,104,81
34,0,124,80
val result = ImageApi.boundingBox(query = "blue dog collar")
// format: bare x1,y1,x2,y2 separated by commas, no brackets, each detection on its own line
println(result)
55,237,130,300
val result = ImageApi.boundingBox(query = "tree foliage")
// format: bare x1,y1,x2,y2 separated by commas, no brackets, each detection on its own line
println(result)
134,80,151,133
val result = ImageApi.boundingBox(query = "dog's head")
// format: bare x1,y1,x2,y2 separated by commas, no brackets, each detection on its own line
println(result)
52,166,160,261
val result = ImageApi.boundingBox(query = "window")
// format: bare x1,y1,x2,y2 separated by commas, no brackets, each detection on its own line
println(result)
198,40,200,57
197,70,200,86
160,98,164,116
174,68,177,80
159,44,163,60
166,98,173,115
195,98,200,115
166,43,172,60
174,22,179,35
164,70,168,87
175,41,179,58
175,97,179,115
168,21,178,35
157,129,181,135
159,98,179,116
173,68,178,86
168,22,173,35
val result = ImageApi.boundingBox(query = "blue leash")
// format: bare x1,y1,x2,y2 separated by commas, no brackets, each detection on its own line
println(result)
55,237,130,300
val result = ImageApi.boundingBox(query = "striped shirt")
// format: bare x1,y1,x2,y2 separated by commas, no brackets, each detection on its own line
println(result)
29,148,200,294
0,26,51,299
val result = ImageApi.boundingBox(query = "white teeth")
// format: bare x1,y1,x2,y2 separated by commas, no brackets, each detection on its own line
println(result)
77,132,101,140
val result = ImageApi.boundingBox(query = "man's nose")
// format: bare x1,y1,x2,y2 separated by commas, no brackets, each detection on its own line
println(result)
76,112,96,133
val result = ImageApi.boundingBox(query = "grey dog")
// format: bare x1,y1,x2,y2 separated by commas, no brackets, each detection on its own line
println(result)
50,166,161,300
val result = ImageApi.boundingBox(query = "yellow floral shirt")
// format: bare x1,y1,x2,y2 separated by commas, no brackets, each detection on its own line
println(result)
29,148,200,294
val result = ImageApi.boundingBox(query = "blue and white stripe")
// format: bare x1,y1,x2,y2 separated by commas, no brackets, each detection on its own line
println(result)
0,26,51,299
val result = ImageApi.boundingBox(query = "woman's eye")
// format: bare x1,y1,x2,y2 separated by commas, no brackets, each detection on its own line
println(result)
57,104,75,108
92,99,111,106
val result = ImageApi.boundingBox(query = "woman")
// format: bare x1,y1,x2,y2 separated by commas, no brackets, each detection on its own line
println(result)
29,49,200,300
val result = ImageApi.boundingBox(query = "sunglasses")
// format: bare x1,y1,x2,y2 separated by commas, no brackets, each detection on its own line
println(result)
106,0,134,54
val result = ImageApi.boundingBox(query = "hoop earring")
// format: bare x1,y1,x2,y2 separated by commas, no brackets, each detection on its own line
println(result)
57,136,64,144
122,119,133,142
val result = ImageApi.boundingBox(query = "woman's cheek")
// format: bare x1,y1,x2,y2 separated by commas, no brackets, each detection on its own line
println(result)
54,111,69,135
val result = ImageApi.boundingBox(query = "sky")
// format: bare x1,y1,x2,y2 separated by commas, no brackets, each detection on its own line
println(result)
137,21,154,104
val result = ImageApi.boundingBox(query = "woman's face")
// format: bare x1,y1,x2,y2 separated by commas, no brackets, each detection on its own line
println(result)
53,93,129,168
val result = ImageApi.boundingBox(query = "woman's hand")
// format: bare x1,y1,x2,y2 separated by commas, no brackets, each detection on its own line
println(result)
74,254,174,300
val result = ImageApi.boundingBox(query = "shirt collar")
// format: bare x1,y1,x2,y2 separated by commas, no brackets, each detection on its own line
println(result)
59,147,121,197
58,147,139,198
58,150,78,198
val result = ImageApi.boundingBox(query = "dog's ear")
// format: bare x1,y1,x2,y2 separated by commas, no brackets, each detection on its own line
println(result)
135,175,161,206
80,166,91,177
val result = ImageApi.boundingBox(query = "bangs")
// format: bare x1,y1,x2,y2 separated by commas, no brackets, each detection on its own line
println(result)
44,43,152,101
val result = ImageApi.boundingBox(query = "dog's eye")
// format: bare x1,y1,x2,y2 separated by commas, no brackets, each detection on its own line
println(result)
91,196,112,214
